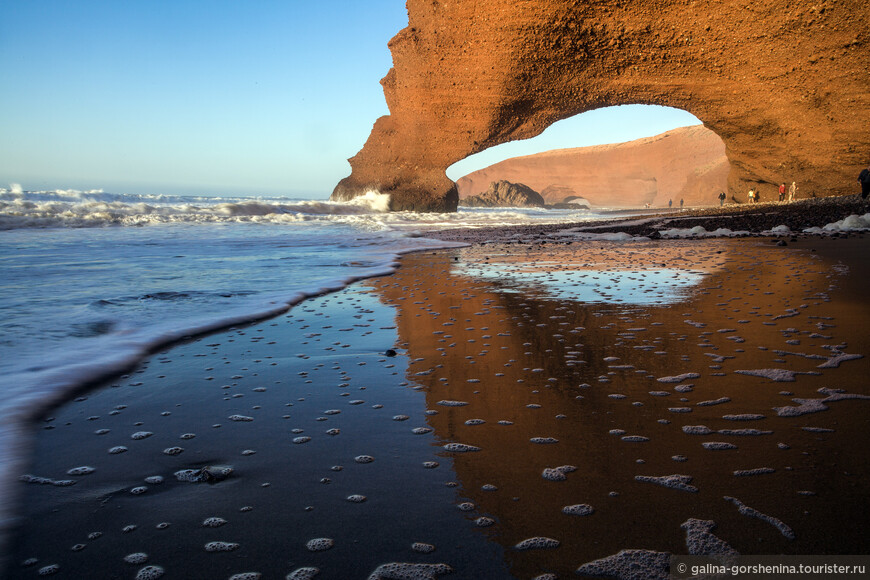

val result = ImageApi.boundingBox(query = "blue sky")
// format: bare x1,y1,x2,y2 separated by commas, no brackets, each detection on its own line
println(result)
0,1,699,199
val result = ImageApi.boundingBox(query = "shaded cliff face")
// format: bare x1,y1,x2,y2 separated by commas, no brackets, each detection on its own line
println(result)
457,125,729,208
331,0,869,212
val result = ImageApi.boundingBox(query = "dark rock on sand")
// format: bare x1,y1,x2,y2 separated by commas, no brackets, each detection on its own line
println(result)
459,180,545,208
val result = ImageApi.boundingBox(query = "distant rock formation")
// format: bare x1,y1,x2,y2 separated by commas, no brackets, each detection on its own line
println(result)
457,126,728,207
331,0,868,212
459,180,545,208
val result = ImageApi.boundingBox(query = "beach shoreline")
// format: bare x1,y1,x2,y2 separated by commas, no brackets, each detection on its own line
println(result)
4,197,870,578
424,194,870,243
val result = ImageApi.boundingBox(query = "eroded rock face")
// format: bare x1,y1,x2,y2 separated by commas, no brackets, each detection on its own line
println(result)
331,0,869,212
459,180,545,208
457,126,729,208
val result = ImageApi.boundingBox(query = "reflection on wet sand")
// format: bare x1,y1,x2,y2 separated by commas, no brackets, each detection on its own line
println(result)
370,238,870,579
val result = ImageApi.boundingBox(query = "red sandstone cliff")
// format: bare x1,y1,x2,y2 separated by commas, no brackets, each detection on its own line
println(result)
456,125,729,207
331,0,869,212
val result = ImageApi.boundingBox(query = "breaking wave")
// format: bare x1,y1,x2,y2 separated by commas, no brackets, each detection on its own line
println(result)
0,189,394,230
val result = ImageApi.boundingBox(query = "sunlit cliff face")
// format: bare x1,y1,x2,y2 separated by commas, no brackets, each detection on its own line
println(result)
368,239,870,577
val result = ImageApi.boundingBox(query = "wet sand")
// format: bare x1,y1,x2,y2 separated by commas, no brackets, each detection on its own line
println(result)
6,236,870,579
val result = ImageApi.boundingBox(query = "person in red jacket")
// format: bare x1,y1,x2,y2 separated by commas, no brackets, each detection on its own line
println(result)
778,183,786,202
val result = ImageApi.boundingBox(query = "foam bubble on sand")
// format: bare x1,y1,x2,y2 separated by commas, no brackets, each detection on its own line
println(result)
702,442,737,450
135,566,165,580
412,427,432,434
437,400,469,407
286,568,320,580
130,431,153,440
576,549,671,580
718,429,772,436
108,446,128,454
228,414,254,422
204,541,239,552
669,407,692,413
174,465,233,483
530,437,558,444
202,517,227,527
724,496,795,540
162,446,184,455
354,455,375,463
37,564,60,575
442,443,480,452
681,518,739,555
457,502,476,511
818,351,863,368
609,429,627,436
635,474,698,493
682,425,713,435
229,574,261,580
465,419,486,425
697,397,731,407
622,435,650,442
392,415,409,421
366,562,452,580
733,467,775,476
658,373,700,383
411,542,435,553
542,465,577,481
475,517,495,527
674,384,694,393
735,369,813,382
346,494,367,503
293,436,312,444
66,466,95,476
562,504,595,516
305,538,334,552
124,553,149,564
144,475,163,484
723,414,766,421
774,387,870,417
648,391,671,397
514,537,560,550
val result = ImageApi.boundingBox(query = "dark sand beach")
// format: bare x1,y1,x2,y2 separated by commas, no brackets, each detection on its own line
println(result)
6,204,870,579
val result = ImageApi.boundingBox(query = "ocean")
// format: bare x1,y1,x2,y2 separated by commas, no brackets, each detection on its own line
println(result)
0,188,602,426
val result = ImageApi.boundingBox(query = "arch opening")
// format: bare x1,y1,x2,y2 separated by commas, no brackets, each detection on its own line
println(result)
447,105,731,209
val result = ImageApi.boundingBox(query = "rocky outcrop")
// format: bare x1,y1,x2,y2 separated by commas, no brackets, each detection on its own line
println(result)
459,180,545,208
331,0,869,212
457,126,729,207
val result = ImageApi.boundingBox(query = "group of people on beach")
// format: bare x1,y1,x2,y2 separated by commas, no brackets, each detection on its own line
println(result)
717,164,870,207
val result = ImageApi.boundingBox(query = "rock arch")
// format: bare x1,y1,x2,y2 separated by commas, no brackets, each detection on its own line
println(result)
331,0,869,212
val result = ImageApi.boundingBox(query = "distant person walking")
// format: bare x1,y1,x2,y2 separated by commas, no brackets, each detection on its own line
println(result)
859,165,870,200
748,188,756,203
788,181,797,202
669,199,673,208
679,198,684,209
718,191,726,206
778,183,786,202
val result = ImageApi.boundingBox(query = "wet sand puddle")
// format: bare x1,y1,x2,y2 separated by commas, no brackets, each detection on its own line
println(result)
369,238,870,579
8,237,870,579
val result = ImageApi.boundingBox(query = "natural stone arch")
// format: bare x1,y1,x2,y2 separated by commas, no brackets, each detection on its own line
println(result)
331,0,869,212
